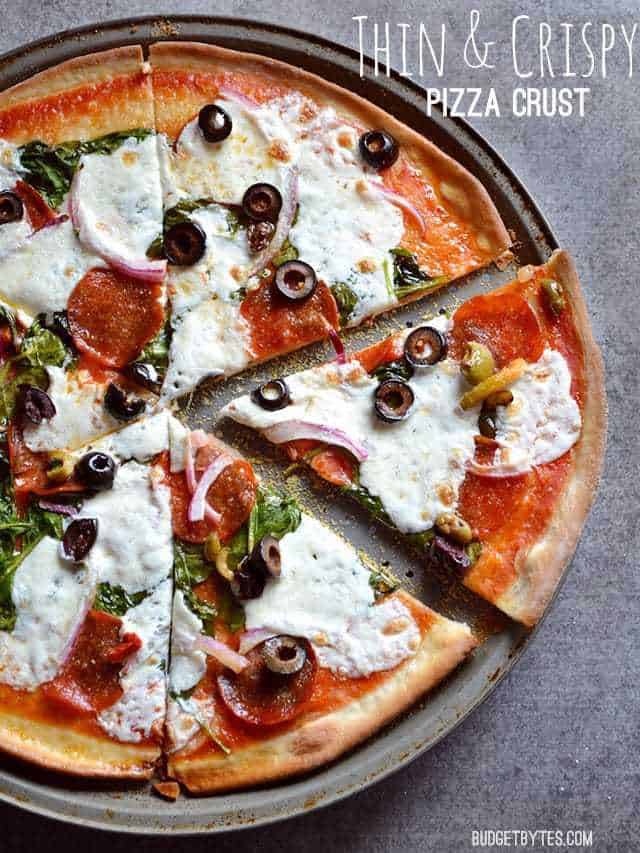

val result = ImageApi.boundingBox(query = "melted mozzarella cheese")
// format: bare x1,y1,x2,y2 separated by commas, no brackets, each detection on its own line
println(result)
169,590,206,695
162,297,250,400
0,139,31,257
492,348,581,473
23,366,153,454
0,216,102,317
78,461,173,592
168,416,188,472
166,693,215,753
225,316,478,533
87,409,170,463
245,515,420,678
166,99,291,205
74,135,164,265
169,205,253,315
98,578,171,743
0,537,94,690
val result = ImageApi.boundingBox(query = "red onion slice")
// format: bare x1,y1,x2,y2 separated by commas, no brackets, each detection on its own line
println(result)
188,454,231,523
245,167,298,280
328,328,346,364
70,171,167,284
238,628,277,655
263,420,368,462
218,86,259,109
374,184,427,236
38,499,78,517
195,636,249,673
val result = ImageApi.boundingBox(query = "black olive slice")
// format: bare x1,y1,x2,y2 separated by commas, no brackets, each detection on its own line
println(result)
0,191,24,225
374,379,414,422
262,635,306,675
164,221,206,266
242,183,282,223
274,260,317,301
104,383,146,422
404,326,447,366
250,535,281,578
250,379,290,411
358,130,400,170
17,385,55,425
74,452,116,491
478,406,497,439
61,518,98,563
122,362,161,394
230,556,267,600
247,220,275,254
36,311,75,349
198,104,233,143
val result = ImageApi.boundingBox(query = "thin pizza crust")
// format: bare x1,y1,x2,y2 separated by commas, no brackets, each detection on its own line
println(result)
150,41,511,266
168,592,476,793
0,709,159,778
0,45,154,144
471,250,606,625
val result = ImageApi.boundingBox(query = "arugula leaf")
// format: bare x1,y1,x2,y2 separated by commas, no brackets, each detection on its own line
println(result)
331,282,358,327
19,129,152,209
247,487,302,554
94,583,148,617
390,248,448,300
272,238,298,268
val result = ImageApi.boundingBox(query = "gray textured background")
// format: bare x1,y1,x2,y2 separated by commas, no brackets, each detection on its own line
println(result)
1,1,638,850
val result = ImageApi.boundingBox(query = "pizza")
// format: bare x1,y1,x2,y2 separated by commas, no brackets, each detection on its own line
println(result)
0,41,605,793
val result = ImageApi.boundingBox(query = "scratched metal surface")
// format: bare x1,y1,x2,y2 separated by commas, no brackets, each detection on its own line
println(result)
0,16,561,833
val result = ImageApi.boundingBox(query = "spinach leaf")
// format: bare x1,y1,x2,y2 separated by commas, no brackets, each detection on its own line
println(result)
331,282,359,327
184,589,217,628
343,483,393,526
19,129,152,209
147,198,233,259
0,317,70,426
94,582,148,617
173,541,213,590
0,306,17,348
225,524,249,571
465,541,482,565
371,358,414,383
217,585,246,633
0,495,65,632
272,238,298,268
390,248,448,300
138,321,171,375
247,487,302,554
406,529,435,551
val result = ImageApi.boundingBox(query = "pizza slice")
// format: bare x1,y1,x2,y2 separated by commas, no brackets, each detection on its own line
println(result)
0,48,170,462
162,421,476,793
0,410,174,776
223,250,606,626
149,42,510,400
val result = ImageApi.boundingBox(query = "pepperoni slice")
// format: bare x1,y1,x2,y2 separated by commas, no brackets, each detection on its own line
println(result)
68,268,164,368
167,458,257,545
13,180,57,231
217,639,317,727
450,287,544,367
240,278,338,360
42,610,139,715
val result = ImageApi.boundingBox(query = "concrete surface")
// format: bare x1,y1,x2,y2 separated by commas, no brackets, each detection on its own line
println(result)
0,1,638,850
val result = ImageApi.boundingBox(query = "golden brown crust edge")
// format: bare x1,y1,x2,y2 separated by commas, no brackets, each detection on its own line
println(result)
168,592,477,794
494,250,607,626
150,41,510,258
0,709,159,779
0,46,154,144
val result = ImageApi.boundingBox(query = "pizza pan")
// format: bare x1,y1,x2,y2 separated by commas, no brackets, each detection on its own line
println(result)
0,16,562,834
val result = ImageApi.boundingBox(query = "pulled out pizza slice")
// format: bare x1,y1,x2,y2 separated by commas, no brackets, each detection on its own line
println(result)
149,42,510,400
0,411,174,777
223,250,606,626
162,422,476,793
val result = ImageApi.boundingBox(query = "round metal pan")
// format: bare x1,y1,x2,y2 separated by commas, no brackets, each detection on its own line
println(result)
0,16,562,834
